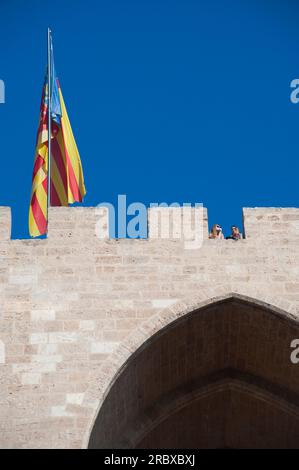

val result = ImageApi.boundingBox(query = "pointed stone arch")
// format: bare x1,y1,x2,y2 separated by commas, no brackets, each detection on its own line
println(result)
83,286,299,449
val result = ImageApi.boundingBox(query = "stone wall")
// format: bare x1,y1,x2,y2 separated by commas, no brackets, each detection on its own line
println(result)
0,205,298,448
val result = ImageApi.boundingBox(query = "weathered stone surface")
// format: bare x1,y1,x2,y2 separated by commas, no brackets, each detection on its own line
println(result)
0,205,299,448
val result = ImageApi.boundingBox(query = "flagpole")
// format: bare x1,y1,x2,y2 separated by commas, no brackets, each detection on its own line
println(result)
47,27,52,219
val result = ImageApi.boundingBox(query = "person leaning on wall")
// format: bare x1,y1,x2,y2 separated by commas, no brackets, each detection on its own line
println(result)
209,224,224,239
226,225,242,240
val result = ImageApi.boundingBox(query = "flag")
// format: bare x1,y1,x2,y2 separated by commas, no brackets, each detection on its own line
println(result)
29,31,86,237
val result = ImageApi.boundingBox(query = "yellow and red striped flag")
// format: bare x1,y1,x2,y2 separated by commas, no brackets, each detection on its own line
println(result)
29,34,86,237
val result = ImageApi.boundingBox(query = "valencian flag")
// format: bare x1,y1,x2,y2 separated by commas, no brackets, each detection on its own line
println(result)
29,29,86,237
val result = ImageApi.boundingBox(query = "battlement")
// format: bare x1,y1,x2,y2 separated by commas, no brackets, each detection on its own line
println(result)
243,207,299,239
1,206,299,241
0,207,11,240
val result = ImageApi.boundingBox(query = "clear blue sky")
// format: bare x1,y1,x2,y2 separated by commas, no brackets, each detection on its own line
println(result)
0,0,298,238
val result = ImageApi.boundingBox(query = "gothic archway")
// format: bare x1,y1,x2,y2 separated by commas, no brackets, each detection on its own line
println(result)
86,293,299,449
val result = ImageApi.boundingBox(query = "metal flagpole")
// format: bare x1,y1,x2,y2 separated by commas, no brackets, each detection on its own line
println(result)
47,27,52,221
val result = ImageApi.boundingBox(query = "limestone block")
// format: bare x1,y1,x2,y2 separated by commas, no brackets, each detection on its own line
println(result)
0,207,11,240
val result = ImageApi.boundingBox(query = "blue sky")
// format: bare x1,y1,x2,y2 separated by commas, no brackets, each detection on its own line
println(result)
0,0,298,238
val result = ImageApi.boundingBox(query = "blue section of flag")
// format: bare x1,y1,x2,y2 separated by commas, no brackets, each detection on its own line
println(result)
49,33,62,125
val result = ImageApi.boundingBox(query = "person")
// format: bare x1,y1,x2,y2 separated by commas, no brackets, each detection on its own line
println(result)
226,225,242,240
209,224,224,239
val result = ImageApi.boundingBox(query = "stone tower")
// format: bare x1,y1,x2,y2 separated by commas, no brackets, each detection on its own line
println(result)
0,205,299,448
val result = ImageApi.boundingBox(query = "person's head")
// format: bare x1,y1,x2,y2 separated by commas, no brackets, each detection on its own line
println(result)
211,224,222,237
231,225,240,235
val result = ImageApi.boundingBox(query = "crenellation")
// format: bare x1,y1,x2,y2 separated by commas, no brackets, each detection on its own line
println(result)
1,206,299,243
0,207,11,241
242,207,299,239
